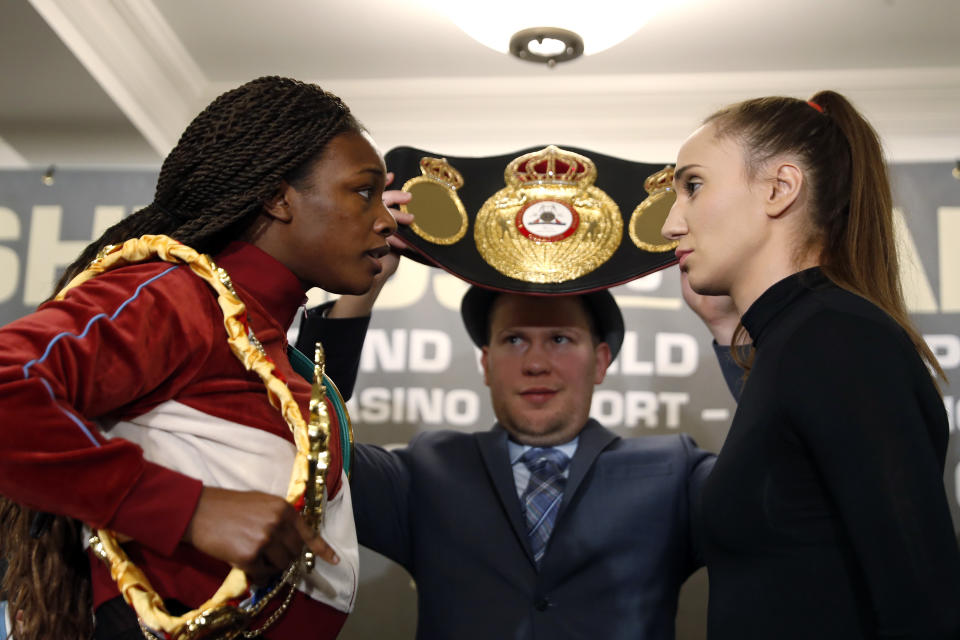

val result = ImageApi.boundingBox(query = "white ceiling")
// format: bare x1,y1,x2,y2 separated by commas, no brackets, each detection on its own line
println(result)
2,0,959,168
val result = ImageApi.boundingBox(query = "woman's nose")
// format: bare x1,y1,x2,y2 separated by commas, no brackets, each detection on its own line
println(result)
375,202,399,237
660,201,686,240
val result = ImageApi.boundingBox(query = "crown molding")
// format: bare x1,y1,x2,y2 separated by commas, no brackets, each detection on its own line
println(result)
0,137,28,168
219,67,958,163
28,0,206,155
20,0,960,164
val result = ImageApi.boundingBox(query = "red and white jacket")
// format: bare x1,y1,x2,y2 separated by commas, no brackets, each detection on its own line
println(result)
0,241,357,638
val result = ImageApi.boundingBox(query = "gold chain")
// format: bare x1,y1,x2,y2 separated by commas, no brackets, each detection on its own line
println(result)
71,235,333,639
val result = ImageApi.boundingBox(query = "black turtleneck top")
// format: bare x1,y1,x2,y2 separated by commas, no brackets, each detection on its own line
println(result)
701,268,960,639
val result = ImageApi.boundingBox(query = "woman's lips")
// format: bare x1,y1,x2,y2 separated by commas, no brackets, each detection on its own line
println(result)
365,245,389,271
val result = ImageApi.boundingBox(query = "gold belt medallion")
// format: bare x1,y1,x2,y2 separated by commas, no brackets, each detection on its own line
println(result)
629,165,679,253
474,145,622,283
401,157,469,245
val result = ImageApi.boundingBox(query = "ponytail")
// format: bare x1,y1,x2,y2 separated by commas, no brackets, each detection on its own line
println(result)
809,90,944,383
712,90,944,384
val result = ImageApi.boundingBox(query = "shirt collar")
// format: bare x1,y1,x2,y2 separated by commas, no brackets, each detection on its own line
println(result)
740,266,826,346
508,436,580,465
215,241,307,330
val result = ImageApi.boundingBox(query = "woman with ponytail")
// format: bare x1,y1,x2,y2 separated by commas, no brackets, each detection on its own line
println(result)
663,91,960,638
0,76,398,639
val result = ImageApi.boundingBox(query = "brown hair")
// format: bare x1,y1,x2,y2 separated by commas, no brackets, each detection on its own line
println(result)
0,500,92,639
707,91,944,385
4,76,362,640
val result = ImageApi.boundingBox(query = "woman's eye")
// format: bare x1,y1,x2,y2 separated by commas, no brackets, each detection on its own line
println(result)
357,187,373,200
683,180,702,196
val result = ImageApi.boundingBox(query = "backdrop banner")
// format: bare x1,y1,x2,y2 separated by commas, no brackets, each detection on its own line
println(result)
1,162,958,639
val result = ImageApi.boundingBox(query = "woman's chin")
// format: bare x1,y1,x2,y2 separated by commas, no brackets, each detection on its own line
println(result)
689,275,725,297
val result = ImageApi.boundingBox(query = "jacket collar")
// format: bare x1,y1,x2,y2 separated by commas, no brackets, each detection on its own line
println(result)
215,241,307,330
474,419,619,568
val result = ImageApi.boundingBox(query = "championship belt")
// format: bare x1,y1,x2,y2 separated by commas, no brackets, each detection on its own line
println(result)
61,235,349,640
389,144,677,293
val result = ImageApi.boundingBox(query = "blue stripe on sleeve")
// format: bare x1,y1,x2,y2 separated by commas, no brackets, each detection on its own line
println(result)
20,265,181,447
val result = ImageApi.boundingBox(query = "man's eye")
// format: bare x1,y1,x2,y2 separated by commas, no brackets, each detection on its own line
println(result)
553,335,571,344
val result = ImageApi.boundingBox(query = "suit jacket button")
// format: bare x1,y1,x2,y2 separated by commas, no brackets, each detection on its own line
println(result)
534,597,551,611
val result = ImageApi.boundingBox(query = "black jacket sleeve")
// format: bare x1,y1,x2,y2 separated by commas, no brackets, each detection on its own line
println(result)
295,301,370,401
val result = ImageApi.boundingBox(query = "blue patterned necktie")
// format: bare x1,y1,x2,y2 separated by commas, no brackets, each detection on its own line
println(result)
520,447,570,565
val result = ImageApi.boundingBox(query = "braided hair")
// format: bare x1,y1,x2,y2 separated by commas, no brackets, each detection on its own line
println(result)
55,75,362,291
5,77,363,640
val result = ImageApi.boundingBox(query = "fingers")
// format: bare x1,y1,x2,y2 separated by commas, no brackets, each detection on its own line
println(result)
184,487,341,585
245,556,283,586
234,501,302,583
382,172,413,233
386,235,408,250
295,516,340,565
383,189,412,210
244,512,338,585
390,208,414,225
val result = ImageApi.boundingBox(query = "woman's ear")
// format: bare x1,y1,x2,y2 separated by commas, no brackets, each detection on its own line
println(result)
263,182,294,222
764,162,803,219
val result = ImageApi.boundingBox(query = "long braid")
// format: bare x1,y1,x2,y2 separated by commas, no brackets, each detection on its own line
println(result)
54,76,359,292
14,76,361,639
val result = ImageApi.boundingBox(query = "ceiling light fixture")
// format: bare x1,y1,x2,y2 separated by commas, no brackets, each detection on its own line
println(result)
42,165,55,186
434,0,663,66
510,28,583,67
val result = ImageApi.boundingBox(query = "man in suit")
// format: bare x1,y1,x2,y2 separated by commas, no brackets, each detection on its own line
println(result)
309,281,716,640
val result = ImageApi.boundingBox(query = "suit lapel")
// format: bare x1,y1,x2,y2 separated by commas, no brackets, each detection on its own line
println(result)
475,421,620,569
557,419,618,519
475,425,535,562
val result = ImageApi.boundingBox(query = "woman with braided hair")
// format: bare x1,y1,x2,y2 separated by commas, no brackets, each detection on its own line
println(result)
662,91,960,637
0,76,398,639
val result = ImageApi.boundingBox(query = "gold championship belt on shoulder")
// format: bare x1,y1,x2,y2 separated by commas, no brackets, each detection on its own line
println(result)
58,235,349,640
390,144,678,294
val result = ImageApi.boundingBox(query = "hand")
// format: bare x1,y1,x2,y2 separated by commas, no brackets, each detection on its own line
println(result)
680,271,742,346
379,177,413,283
327,173,412,318
183,486,338,585
383,174,414,255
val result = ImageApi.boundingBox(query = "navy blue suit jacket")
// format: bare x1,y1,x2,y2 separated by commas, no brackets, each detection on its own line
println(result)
352,421,715,640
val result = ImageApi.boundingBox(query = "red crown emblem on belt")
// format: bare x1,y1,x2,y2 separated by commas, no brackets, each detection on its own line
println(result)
418,156,465,189
505,145,597,188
